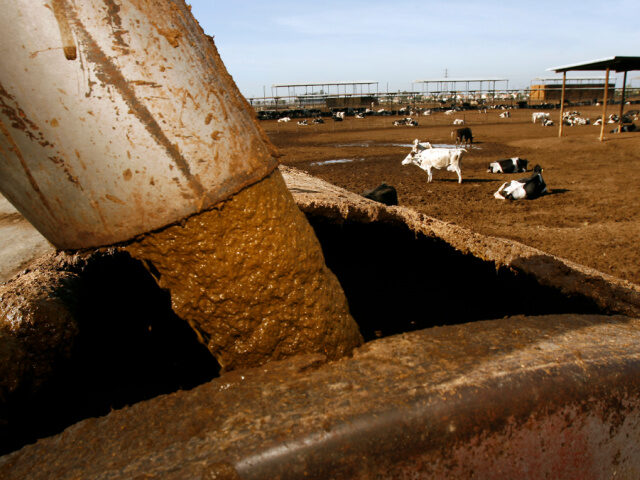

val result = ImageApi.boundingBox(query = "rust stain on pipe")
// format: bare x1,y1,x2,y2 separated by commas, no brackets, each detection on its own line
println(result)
0,118,57,221
50,0,77,60
102,0,131,55
58,0,207,201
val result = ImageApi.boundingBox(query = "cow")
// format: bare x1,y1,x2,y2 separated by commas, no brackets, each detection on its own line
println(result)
532,112,550,124
277,116,291,123
542,118,554,127
402,145,465,183
297,120,308,126
394,117,418,126
494,165,547,200
451,127,473,145
362,183,398,206
610,124,637,133
312,117,324,124
487,157,528,174
499,111,511,118
355,113,365,119
452,118,465,125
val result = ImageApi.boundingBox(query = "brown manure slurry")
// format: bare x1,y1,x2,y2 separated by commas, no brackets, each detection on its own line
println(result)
266,106,640,285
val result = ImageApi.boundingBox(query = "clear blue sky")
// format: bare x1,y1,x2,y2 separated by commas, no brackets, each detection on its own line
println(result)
188,1,639,98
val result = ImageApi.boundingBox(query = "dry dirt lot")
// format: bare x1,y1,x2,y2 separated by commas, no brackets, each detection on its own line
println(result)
265,106,640,285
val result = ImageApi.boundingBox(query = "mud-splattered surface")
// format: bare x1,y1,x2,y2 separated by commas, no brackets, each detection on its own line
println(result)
0,253,81,401
126,170,362,371
3,313,640,480
266,106,640,285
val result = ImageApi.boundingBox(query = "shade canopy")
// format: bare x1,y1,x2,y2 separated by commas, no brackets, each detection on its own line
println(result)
548,56,640,73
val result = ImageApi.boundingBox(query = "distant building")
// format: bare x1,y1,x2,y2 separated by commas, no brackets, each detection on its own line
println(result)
530,77,615,102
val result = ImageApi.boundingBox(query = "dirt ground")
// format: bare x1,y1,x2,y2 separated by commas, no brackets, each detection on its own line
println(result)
265,106,640,285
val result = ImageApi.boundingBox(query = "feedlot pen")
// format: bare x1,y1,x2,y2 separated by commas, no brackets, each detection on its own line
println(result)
266,105,640,285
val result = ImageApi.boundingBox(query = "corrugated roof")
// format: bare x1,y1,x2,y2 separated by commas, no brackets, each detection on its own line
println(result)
271,81,377,88
548,56,640,73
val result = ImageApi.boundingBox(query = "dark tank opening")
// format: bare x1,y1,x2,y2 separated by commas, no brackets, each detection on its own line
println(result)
1,251,221,456
306,215,605,342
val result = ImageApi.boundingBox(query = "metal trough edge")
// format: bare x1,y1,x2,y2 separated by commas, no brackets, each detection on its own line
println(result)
2,314,640,479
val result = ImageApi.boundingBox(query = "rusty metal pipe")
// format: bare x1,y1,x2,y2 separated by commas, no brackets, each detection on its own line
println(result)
0,0,278,249
0,0,362,371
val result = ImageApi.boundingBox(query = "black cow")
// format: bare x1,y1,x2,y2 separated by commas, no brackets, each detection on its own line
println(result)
610,124,637,133
487,157,529,174
362,183,398,206
452,127,473,145
494,165,547,200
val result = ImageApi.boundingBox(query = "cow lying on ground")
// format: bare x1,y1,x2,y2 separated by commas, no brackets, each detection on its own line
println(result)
487,157,528,174
362,183,398,206
312,117,324,124
277,117,291,123
610,124,637,133
402,143,465,183
394,117,418,126
494,165,547,200
452,118,465,125
451,127,473,145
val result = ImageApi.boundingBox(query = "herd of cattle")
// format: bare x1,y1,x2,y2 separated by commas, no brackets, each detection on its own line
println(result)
267,105,637,202
399,136,547,200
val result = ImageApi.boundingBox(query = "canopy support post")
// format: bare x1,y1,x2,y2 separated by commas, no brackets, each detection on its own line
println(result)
558,72,567,137
618,71,628,134
599,67,610,142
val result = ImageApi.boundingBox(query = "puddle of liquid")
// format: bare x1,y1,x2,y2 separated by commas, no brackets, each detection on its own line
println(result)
310,158,365,166
330,143,479,149
389,143,480,149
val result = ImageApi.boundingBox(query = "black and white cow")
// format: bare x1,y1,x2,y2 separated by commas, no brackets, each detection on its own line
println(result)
451,127,473,145
494,165,547,200
394,117,418,126
487,157,528,174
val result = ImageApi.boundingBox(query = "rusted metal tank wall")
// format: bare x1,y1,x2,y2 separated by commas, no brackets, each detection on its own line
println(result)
0,0,278,249
2,314,640,479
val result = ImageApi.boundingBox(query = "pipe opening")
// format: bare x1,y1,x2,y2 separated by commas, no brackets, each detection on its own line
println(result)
306,214,605,341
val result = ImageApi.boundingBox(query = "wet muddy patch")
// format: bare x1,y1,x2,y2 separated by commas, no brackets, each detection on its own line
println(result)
310,158,365,166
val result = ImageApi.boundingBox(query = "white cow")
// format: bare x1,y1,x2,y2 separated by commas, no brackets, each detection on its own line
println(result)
532,112,550,124
444,109,455,115
277,116,291,123
452,118,465,125
402,145,465,183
